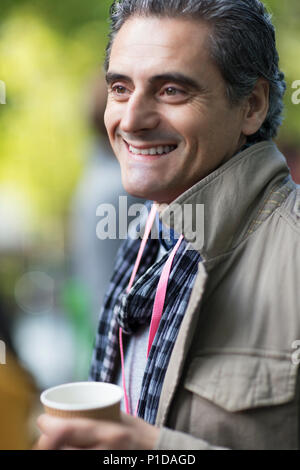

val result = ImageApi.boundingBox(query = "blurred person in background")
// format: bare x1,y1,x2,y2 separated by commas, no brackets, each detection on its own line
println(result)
69,73,144,331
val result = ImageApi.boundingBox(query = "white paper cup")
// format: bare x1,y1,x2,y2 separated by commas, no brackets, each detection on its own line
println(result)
40,382,123,421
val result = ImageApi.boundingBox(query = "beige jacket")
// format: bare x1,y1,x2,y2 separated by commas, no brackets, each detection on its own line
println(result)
153,141,300,450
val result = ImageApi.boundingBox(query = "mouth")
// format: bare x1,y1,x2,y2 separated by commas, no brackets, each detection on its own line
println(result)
123,139,178,159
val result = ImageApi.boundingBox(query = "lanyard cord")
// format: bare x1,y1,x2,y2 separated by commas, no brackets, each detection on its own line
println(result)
119,204,183,416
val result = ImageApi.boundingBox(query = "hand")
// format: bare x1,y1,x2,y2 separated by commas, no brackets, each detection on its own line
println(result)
34,411,159,450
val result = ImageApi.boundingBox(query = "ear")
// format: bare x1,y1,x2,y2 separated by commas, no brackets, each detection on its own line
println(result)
241,78,270,137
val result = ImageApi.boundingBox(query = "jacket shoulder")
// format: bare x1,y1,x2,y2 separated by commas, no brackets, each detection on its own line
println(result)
278,183,300,235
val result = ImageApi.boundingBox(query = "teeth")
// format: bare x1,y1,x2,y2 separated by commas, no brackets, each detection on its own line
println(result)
129,144,176,156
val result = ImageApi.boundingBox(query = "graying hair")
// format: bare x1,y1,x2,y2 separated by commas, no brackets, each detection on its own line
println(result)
105,0,286,142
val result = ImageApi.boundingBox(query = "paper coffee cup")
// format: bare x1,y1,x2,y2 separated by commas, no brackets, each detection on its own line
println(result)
40,382,123,421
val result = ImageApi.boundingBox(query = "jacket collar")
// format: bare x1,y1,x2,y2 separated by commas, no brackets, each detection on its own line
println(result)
157,141,291,261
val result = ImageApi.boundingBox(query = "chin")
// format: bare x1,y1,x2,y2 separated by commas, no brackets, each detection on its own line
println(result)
121,173,153,199
124,185,176,204
121,179,148,199
121,173,181,203
125,187,157,201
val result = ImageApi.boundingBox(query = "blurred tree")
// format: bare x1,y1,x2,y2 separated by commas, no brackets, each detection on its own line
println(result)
0,0,112,33
0,6,110,229
265,0,300,145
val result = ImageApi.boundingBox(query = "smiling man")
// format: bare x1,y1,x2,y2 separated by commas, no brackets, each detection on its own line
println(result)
104,16,253,204
37,0,300,450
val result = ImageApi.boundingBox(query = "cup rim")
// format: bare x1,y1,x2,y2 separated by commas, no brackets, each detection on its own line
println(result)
40,381,123,411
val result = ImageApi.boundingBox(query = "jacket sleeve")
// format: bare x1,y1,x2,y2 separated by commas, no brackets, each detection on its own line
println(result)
153,426,230,450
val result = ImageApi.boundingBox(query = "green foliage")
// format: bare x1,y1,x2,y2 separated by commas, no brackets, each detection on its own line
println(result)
0,0,112,33
0,5,110,225
264,0,300,144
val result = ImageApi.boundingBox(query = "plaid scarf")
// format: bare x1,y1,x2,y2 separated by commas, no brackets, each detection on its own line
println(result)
89,209,201,424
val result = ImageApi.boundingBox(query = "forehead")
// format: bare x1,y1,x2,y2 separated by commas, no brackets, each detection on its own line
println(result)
109,16,218,79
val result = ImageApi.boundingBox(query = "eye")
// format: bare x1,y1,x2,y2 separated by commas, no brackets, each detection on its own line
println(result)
112,85,128,95
160,86,187,102
164,87,179,96
108,84,130,101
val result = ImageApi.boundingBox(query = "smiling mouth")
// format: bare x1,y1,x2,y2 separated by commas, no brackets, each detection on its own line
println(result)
124,140,178,156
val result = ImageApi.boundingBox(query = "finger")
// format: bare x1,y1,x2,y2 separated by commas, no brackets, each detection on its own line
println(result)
34,433,64,450
37,414,119,448
60,445,82,450
37,414,60,433
120,411,140,426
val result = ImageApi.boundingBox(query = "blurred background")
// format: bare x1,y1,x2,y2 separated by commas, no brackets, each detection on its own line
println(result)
0,0,300,449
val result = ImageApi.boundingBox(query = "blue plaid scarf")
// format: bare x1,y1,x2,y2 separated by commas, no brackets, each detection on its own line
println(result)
89,209,201,424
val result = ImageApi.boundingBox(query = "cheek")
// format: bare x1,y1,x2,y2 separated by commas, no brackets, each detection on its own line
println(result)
104,102,120,138
103,107,113,138
169,106,209,142
178,120,208,155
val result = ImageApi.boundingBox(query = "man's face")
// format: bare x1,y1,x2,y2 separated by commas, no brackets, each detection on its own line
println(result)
105,16,247,203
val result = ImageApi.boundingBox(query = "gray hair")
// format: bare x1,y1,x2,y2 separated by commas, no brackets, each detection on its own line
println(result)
105,0,286,142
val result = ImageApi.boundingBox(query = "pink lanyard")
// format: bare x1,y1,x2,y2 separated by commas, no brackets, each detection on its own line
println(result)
119,204,184,416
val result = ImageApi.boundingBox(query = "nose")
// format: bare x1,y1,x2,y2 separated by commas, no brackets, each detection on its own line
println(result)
120,91,160,134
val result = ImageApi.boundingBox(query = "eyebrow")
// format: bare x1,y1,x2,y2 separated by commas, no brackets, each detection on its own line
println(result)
106,73,131,85
149,73,202,91
105,72,203,92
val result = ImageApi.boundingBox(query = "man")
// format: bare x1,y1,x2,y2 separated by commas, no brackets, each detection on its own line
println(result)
37,0,300,450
